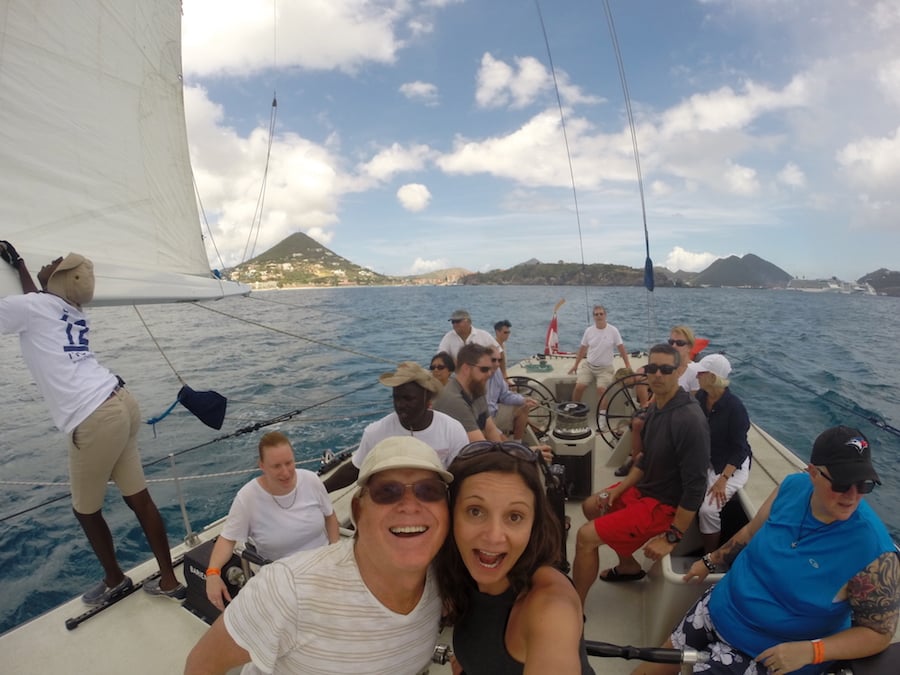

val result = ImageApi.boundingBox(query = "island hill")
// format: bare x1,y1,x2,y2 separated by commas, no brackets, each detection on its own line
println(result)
226,232,899,296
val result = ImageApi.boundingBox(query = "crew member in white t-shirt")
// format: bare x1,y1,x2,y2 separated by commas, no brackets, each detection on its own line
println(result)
568,305,631,403
322,361,468,492
0,243,184,605
437,308,501,363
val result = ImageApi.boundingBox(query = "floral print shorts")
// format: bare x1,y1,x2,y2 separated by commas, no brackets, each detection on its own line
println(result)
670,588,764,675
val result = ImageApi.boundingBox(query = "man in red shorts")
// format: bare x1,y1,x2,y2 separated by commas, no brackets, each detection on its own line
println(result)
572,342,710,605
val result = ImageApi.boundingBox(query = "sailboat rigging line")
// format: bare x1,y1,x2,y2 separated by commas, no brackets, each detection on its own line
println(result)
602,0,658,344
194,173,227,273
727,353,900,439
244,95,278,263
190,301,396,364
533,0,590,317
0,379,376,524
132,306,185,385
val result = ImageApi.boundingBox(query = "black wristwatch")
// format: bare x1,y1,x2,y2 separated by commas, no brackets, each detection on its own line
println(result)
664,525,683,544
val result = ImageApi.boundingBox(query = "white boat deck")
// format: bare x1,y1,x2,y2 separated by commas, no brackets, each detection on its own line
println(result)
1,352,895,674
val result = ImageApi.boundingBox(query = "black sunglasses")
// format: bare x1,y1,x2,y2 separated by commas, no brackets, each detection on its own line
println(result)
450,318,466,324
363,477,448,505
818,470,877,495
429,364,447,371
458,440,539,462
645,363,677,375
467,364,491,373
667,338,690,347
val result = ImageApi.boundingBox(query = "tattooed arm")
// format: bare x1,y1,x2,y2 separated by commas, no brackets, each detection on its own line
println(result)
757,551,900,673
711,482,779,569
683,483,779,582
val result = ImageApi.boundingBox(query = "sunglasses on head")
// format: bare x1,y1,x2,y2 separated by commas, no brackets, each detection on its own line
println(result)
429,364,447,371
667,338,690,347
458,440,539,462
645,363,677,375
363,477,448,505
818,470,877,495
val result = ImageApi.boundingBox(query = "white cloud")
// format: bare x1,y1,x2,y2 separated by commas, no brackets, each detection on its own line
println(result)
876,59,900,108
410,257,447,274
474,53,601,109
664,246,720,273
665,246,723,272
836,126,900,192
182,1,403,77
185,86,343,267
399,81,439,106
356,143,434,184
659,76,810,136
723,162,760,196
777,162,806,188
397,183,432,212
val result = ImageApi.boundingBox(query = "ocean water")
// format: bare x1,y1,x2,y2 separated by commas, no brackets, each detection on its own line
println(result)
1,285,898,633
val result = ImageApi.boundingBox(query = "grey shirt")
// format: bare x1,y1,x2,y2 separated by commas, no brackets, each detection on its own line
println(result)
432,378,489,433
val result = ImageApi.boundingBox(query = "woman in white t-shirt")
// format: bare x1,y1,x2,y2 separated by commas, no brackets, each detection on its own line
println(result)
205,431,339,610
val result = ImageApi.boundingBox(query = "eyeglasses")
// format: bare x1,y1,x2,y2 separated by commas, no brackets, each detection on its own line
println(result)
430,364,447,371
450,319,466,324
818,470,877,495
593,312,605,317
644,363,677,375
458,440,539,463
667,338,690,347
363,477,448,505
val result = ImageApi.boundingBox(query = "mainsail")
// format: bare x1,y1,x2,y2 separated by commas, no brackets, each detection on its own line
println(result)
0,0,248,305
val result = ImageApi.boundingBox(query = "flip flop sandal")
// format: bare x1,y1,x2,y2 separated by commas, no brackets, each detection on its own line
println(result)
598,566,646,583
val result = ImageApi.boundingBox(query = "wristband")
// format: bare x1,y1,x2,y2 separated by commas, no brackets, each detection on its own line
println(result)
811,639,824,665
205,567,221,577
701,554,717,572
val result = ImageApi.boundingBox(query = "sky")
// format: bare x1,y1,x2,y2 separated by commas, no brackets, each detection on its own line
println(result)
181,0,900,281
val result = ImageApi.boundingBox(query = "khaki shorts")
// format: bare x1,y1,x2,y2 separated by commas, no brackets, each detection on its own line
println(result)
68,387,146,513
576,361,615,388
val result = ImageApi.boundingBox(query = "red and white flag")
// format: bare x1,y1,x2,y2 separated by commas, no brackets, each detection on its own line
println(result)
544,314,560,355
544,299,566,355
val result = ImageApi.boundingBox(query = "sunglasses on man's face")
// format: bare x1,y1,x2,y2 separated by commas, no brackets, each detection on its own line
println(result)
467,364,491,373
818,470,877,495
667,338,690,347
363,477,448,505
645,363,677,375
450,319,465,324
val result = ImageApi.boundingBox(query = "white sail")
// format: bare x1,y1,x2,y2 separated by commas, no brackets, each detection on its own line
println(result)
0,0,249,305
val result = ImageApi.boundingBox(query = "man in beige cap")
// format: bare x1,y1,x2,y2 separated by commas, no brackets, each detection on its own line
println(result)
186,436,452,675
0,245,184,604
323,361,468,491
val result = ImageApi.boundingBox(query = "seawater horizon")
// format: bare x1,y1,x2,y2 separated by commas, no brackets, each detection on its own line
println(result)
1,284,898,633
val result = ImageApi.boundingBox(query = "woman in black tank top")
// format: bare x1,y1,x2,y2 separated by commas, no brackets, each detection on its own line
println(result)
434,441,595,674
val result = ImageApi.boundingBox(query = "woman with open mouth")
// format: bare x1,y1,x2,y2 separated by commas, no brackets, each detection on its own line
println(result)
434,441,594,674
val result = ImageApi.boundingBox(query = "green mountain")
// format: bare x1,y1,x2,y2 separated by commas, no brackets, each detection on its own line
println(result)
458,261,669,286
859,268,900,296
690,254,792,288
229,232,388,286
